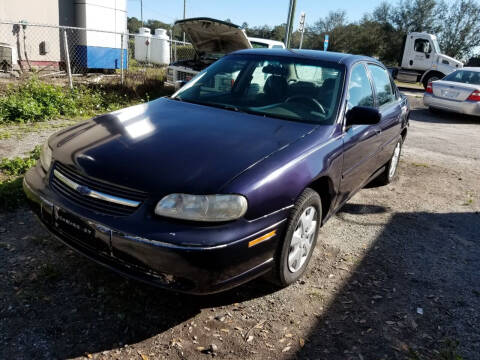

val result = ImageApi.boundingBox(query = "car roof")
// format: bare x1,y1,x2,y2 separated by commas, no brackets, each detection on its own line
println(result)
459,67,480,72
230,48,381,67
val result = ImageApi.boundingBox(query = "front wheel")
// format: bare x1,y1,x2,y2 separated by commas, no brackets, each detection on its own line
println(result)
423,73,442,89
271,188,321,286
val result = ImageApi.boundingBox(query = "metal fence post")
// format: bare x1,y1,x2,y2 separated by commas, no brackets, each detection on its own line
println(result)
120,33,124,85
62,28,73,89
174,41,177,62
169,30,173,63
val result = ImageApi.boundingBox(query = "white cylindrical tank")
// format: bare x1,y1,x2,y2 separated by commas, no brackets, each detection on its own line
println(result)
75,0,128,70
150,28,170,65
134,27,152,63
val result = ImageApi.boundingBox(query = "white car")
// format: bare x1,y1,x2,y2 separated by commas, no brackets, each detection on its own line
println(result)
423,67,480,116
166,18,285,88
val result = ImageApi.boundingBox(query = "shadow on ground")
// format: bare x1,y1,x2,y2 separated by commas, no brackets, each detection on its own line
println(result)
0,208,278,359
409,108,479,125
2,207,480,359
296,210,480,359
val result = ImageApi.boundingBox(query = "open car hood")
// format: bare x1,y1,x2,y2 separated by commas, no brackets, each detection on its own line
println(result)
175,17,251,57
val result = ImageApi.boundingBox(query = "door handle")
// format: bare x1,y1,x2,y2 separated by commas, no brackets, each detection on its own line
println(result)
375,128,381,135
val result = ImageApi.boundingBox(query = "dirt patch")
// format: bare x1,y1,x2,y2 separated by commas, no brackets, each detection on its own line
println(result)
0,96,479,359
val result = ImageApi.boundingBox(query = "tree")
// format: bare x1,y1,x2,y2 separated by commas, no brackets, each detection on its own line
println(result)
437,0,480,59
372,2,392,24
390,0,441,33
304,10,347,51
241,22,249,29
127,17,143,34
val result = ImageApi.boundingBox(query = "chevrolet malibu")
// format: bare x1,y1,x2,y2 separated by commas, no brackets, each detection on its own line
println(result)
24,49,409,294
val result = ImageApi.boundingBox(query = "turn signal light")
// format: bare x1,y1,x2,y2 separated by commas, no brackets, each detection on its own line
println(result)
425,82,433,94
467,90,480,102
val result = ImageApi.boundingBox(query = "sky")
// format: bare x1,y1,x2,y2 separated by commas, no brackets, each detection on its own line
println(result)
127,0,388,29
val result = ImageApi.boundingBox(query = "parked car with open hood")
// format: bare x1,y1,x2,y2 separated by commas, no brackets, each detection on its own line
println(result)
24,49,409,294
166,18,284,88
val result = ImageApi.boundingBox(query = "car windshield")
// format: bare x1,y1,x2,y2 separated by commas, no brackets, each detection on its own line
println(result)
443,70,480,85
172,54,345,124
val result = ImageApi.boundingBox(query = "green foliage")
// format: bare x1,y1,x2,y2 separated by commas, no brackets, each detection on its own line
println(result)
0,79,132,124
0,146,40,176
0,146,42,211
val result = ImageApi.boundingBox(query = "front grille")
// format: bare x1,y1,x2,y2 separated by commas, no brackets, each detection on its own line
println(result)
177,70,196,81
51,162,146,216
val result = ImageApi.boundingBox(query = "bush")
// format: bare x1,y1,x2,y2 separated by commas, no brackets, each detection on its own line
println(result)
0,79,132,124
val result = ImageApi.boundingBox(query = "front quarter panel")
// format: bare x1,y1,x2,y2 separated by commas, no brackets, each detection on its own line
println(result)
222,125,344,221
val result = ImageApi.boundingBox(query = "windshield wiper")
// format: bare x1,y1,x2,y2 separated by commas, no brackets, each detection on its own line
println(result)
170,98,245,113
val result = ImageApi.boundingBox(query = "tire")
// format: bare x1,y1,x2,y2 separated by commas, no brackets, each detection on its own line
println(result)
376,137,403,185
270,188,322,287
422,73,443,89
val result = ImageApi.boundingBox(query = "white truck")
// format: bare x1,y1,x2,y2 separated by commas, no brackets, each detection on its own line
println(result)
389,32,463,88
166,18,285,88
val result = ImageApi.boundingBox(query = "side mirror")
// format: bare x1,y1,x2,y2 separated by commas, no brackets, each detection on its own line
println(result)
346,106,381,126
174,80,187,91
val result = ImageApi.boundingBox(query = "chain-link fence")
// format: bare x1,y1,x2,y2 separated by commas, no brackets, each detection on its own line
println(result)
0,21,195,89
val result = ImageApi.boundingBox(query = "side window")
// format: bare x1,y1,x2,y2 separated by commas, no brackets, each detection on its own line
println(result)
347,64,374,109
414,39,431,54
367,64,396,107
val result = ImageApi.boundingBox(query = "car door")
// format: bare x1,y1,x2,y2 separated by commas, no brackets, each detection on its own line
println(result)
410,38,434,71
339,62,382,202
366,64,403,166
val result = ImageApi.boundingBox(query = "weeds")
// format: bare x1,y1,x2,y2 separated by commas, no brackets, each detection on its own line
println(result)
0,147,41,211
0,146,40,176
0,78,136,124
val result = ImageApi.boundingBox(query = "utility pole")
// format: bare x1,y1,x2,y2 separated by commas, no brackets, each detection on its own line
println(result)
183,0,186,44
284,0,296,48
140,0,143,26
298,11,306,49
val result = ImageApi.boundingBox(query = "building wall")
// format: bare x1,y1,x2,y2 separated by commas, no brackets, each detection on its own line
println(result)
0,0,74,68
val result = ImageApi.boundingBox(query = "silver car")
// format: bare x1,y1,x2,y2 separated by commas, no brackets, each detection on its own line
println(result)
423,67,480,116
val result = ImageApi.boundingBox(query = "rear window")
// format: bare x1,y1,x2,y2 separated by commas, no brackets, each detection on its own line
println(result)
443,70,480,85
367,64,396,106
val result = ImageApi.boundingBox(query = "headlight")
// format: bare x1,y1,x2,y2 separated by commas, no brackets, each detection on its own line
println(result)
155,194,248,222
40,139,52,171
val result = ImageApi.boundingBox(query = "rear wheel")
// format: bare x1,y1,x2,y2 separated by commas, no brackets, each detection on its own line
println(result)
376,138,403,185
270,188,321,286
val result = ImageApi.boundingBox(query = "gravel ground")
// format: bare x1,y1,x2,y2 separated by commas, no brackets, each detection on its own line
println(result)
0,93,479,360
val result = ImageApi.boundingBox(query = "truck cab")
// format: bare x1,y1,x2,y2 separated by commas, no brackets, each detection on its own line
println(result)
394,32,463,88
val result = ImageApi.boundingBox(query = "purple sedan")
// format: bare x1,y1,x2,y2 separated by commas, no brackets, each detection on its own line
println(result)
24,49,409,294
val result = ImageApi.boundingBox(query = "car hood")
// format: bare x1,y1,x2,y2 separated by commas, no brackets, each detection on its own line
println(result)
175,17,251,57
439,54,463,68
50,98,317,195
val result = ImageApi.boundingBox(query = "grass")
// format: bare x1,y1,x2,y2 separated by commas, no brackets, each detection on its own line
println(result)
395,80,424,90
0,147,41,211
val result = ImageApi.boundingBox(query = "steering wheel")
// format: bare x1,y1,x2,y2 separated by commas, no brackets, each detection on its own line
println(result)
285,95,326,114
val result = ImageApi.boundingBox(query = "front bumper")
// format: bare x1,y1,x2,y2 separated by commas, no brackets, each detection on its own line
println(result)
423,93,480,116
23,165,288,294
